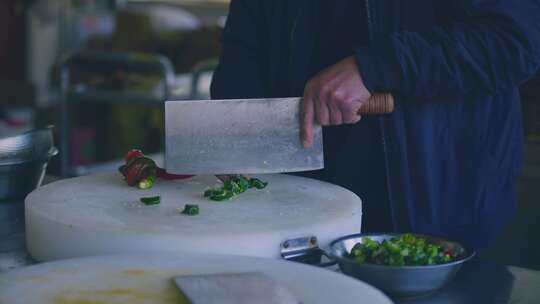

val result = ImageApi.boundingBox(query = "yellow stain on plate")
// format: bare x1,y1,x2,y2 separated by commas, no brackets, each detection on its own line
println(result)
52,282,188,304
30,275,51,284
122,269,152,277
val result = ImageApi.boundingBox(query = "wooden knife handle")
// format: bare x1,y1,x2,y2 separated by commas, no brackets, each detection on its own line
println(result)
358,93,394,115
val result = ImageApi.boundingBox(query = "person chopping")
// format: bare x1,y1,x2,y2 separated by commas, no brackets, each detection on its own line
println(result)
210,0,540,251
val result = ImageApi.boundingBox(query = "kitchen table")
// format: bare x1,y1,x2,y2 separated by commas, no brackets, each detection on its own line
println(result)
1,231,539,304
396,260,540,304
1,175,539,303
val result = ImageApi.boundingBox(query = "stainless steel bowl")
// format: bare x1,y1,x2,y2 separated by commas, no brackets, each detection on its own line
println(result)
0,126,55,166
0,127,58,201
328,233,476,298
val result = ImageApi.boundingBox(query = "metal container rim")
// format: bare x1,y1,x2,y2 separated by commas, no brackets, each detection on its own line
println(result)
329,232,476,270
0,147,58,166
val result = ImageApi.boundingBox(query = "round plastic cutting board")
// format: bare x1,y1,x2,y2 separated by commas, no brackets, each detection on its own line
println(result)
0,253,392,304
26,173,362,261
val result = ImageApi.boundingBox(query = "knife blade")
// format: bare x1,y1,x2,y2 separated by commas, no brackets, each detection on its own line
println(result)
165,95,393,175
165,97,323,175
172,272,300,304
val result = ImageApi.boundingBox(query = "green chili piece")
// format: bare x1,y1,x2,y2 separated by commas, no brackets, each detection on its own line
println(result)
249,178,268,189
235,176,250,191
140,196,161,205
349,234,455,266
138,176,156,190
181,204,199,216
203,176,268,201
204,189,216,197
209,189,234,201
225,180,242,194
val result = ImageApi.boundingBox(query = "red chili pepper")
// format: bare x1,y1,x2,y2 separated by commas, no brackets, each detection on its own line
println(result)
156,167,194,180
125,160,144,186
125,149,144,163
121,149,192,186
123,157,156,186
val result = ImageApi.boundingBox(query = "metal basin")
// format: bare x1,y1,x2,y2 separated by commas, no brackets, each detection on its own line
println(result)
328,233,476,298
0,127,58,201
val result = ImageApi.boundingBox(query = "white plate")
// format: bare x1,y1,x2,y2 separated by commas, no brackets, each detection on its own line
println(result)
0,253,392,304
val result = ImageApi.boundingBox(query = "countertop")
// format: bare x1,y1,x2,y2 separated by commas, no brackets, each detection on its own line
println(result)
1,174,539,303
396,260,540,304
1,231,539,303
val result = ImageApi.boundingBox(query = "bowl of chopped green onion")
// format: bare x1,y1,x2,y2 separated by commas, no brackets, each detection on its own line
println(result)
328,233,475,298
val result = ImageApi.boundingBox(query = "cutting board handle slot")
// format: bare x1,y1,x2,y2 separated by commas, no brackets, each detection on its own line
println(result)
280,236,337,267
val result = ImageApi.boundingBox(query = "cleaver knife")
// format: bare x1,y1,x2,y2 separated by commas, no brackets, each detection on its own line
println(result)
165,94,393,175
173,272,300,304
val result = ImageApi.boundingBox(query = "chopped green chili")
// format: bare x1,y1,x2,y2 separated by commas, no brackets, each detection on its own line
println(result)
204,175,268,201
140,196,161,206
138,175,156,190
249,178,268,189
180,204,199,216
349,234,457,266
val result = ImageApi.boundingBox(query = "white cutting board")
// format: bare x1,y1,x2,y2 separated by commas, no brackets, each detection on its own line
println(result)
26,173,362,261
0,253,392,304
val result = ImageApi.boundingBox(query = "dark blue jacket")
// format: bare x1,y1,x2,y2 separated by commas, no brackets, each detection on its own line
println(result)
211,0,540,250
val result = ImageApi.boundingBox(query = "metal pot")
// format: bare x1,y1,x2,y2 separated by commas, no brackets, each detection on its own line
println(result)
327,233,476,298
0,127,58,201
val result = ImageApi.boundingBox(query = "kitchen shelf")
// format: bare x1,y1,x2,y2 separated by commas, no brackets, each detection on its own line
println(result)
57,51,166,177
67,89,165,105
58,50,215,177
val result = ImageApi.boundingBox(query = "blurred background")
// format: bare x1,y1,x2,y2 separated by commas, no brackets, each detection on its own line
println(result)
0,0,539,269
0,0,227,177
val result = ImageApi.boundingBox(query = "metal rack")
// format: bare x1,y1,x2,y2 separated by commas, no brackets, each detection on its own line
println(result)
58,50,175,177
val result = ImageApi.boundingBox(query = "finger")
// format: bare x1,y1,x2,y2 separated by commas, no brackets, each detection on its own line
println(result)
341,101,363,124
343,113,362,124
301,93,315,148
315,96,330,126
328,102,343,125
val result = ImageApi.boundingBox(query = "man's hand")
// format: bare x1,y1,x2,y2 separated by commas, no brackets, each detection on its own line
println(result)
301,56,371,147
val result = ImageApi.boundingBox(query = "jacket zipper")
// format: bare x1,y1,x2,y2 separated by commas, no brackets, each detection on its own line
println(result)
365,0,398,231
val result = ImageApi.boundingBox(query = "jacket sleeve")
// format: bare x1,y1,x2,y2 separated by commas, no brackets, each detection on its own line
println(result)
210,0,266,99
355,0,540,99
